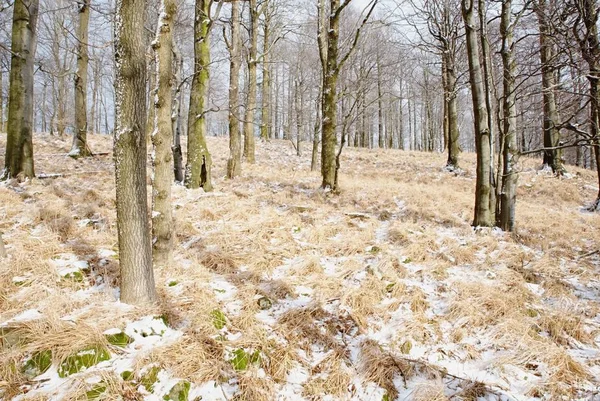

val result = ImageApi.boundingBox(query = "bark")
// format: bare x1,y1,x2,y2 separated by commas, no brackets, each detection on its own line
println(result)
70,0,92,158
536,0,565,175
478,0,496,217
0,67,4,133
260,8,271,140
498,0,518,231
445,52,460,168
185,0,214,190
151,0,176,269
0,232,6,259
295,78,303,156
377,56,384,149
321,0,341,189
226,0,242,179
274,64,280,139
243,0,258,163
114,0,157,304
462,0,493,227
398,80,404,150
575,0,600,208
172,47,184,182
311,91,321,171
284,70,293,140
3,0,39,180
90,57,99,134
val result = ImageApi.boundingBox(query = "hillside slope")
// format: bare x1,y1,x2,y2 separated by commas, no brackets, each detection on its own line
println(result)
1,134,599,400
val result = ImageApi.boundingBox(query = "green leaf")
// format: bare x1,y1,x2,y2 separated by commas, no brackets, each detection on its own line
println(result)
400,340,412,355
230,349,261,371
163,381,190,401
140,366,161,392
211,309,227,330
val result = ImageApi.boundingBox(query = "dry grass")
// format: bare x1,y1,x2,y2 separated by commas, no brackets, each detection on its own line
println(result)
1,134,600,400
359,339,413,399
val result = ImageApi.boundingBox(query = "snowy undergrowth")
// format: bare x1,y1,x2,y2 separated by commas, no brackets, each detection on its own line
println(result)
1,135,600,400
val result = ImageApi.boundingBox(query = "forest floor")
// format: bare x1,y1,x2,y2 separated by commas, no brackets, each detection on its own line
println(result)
1,134,600,401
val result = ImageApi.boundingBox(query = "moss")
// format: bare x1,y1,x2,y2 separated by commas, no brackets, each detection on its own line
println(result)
63,270,85,282
257,296,272,310
163,381,190,401
58,347,111,377
105,331,132,347
211,309,227,330
23,350,52,378
368,246,381,254
121,370,134,381
230,349,261,371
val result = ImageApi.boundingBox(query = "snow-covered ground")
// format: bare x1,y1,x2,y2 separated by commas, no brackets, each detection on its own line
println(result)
1,134,599,400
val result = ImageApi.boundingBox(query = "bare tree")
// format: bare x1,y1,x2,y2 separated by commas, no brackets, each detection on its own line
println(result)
186,0,221,191
226,0,242,179
498,0,519,231
462,0,493,226
114,0,157,304
3,0,39,180
151,0,176,268
69,0,92,158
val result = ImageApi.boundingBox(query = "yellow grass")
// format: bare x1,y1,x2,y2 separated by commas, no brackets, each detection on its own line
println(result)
1,133,599,399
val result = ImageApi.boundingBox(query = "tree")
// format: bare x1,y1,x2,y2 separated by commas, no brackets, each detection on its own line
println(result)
498,0,519,231
69,0,92,158
536,0,565,174
462,0,493,226
185,0,220,191
243,0,259,163
319,0,377,190
260,0,272,140
3,0,39,180
151,0,176,269
571,0,600,209
226,0,242,179
114,0,157,304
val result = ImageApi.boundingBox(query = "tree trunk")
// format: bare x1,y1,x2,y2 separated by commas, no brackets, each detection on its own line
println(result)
70,0,92,158
185,0,214,190
377,56,384,149
260,7,271,140
226,0,242,179
462,0,493,227
320,0,341,190
0,66,4,133
498,0,518,231
90,57,99,135
311,90,321,171
172,47,184,183
445,52,460,168
536,0,565,175
243,0,258,162
295,79,303,156
3,0,39,180
151,0,176,269
274,64,280,139
478,0,496,218
114,0,157,304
